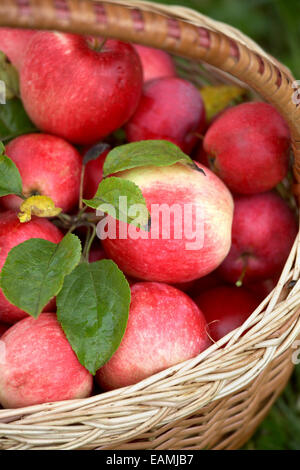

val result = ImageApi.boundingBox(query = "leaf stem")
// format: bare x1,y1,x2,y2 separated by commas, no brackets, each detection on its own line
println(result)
236,259,248,287
79,164,86,210
83,223,97,262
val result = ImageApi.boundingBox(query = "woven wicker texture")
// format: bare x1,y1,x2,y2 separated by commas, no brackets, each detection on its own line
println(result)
0,0,300,450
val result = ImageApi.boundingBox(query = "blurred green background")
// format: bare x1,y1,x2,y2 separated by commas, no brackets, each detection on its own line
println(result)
155,0,300,77
155,0,300,450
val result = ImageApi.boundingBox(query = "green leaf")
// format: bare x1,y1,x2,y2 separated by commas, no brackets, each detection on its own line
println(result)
0,151,23,197
83,176,150,229
56,260,130,375
0,97,37,142
0,233,82,318
0,51,19,100
102,140,204,176
0,141,5,155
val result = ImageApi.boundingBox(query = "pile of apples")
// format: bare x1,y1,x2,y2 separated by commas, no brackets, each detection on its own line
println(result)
0,28,297,409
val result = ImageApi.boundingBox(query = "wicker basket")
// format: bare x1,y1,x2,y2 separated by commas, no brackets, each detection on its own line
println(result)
0,0,300,451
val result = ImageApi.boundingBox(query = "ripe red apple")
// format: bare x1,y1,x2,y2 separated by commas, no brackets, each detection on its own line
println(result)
20,32,143,145
0,211,63,324
247,275,280,301
128,278,196,293
0,313,93,408
203,102,291,194
1,134,82,213
191,271,222,296
101,162,234,283
194,143,210,167
218,192,298,284
133,44,176,82
96,282,211,390
88,243,107,263
194,285,259,342
171,279,196,293
83,146,110,200
0,27,36,69
0,323,9,337
125,77,206,153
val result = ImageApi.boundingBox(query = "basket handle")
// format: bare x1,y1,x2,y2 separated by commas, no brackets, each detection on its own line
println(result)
1,0,300,190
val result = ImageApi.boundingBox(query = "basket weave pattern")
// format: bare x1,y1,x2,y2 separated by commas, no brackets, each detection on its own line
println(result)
0,0,300,450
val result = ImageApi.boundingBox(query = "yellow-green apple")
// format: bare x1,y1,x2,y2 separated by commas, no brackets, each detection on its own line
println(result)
96,282,211,390
0,313,93,408
203,102,291,194
1,133,82,213
133,44,176,82
20,32,143,145
125,77,206,153
218,192,298,284
194,285,259,342
0,211,63,324
0,27,36,69
101,162,234,283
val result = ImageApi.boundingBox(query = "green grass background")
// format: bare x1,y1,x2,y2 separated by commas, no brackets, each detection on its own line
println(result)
155,0,300,450
155,0,300,76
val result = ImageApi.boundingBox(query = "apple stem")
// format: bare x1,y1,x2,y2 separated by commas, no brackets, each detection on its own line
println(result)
87,37,107,53
236,262,248,287
193,132,205,140
96,39,107,52
57,212,71,224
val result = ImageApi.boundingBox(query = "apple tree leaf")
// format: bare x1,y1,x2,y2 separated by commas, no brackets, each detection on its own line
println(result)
0,148,23,197
83,176,150,230
102,140,204,176
18,195,62,223
0,233,82,318
0,97,37,142
200,85,248,123
0,51,19,100
56,259,130,375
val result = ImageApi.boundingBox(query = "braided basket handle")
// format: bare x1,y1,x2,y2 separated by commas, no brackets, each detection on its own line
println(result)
1,0,300,191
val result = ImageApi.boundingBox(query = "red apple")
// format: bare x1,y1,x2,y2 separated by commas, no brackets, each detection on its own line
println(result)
0,323,9,337
20,32,143,145
101,162,234,283
203,102,291,194
194,143,210,167
133,44,176,82
0,27,36,69
1,134,82,213
170,279,196,293
194,285,259,342
96,282,211,390
125,77,206,153
191,271,222,296
88,243,107,263
247,275,280,301
83,146,110,200
218,192,298,284
0,211,63,324
0,313,93,408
